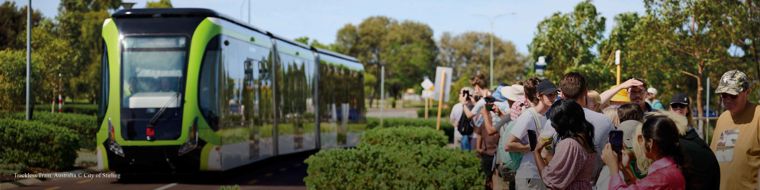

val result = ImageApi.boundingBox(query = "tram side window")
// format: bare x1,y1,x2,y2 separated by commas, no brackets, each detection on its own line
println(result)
200,36,221,129
98,42,109,123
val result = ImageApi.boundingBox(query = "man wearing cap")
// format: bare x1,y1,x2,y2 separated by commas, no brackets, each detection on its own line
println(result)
538,72,614,186
647,87,665,110
505,79,557,190
669,93,695,128
600,78,651,112
710,70,760,190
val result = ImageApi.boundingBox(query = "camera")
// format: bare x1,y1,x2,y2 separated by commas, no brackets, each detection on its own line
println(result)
484,96,495,111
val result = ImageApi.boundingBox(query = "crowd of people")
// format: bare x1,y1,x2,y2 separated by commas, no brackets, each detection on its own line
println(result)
449,70,759,190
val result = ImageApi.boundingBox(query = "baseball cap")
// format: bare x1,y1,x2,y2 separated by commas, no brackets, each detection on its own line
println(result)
647,88,658,95
670,93,689,106
716,70,750,95
618,120,642,149
500,84,525,102
536,79,558,95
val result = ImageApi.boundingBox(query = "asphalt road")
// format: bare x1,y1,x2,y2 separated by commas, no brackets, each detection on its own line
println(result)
9,150,316,190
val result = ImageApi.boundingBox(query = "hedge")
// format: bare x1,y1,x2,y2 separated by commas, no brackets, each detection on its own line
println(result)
34,104,98,115
8,112,97,149
366,117,456,143
0,119,80,170
305,127,483,189
359,127,447,147
417,107,451,119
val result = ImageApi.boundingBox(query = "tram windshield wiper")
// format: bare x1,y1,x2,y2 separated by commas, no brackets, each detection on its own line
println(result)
148,92,181,129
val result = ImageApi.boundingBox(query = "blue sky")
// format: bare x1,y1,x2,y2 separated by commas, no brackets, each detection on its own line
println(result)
14,0,645,54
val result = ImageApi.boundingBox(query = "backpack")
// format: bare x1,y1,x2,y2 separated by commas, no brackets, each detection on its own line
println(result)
495,108,544,177
457,111,474,136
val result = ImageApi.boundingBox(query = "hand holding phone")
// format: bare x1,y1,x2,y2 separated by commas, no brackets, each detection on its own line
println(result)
528,130,538,151
609,130,624,155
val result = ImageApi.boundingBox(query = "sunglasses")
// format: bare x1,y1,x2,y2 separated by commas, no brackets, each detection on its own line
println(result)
670,103,688,109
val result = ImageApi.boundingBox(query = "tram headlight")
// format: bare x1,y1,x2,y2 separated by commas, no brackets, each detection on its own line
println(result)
178,118,199,156
107,118,125,157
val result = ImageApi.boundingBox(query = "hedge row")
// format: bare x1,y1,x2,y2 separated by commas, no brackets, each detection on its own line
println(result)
34,104,98,115
0,119,80,170
8,112,98,149
366,117,456,143
359,127,447,147
417,108,451,119
305,127,483,189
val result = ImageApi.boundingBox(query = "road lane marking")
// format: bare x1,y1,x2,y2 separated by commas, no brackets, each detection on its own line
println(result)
154,183,177,190
44,187,60,190
248,180,257,185
265,173,273,177
76,179,93,184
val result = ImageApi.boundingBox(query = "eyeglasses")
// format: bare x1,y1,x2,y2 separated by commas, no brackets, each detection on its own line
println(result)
670,104,688,109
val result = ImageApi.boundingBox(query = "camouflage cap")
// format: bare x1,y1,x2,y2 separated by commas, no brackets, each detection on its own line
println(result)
716,70,750,95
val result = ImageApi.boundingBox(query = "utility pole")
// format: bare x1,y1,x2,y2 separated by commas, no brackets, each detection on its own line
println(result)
25,0,32,120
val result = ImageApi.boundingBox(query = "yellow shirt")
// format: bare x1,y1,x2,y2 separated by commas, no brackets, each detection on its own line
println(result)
710,102,760,190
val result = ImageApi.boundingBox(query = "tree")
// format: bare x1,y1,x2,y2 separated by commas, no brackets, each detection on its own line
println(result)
436,31,525,86
294,36,333,50
381,20,438,99
639,0,754,123
334,16,438,107
528,0,606,82
55,0,121,102
0,2,42,50
146,0,173,8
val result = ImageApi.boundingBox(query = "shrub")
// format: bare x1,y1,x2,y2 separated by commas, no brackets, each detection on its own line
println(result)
305,145,482,189
8,112,97,149
417,107,450,119
366,117,456,143
305,127,482,189
35,104,98,115
0,119,80,170
359,127,447,147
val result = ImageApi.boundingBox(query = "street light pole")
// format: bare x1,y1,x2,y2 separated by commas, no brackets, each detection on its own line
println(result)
489,21,494,87
25,0,32,120
474,12,515,87
380,64,385,127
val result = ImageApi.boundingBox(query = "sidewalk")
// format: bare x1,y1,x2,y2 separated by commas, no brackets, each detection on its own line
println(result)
366,108,418,118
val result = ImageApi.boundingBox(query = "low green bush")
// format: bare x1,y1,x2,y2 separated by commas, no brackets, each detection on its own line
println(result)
0,119,80,170
417,107,451,118
359,127,447,147
305,127,482,189
8,112,97,149
366,117,455,143
305,144,482,189
34,104,98,115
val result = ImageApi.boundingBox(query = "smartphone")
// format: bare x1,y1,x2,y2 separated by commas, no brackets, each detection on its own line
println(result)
609,130,624,154
484,96,495,111
528,130,538,151
463,90,470,98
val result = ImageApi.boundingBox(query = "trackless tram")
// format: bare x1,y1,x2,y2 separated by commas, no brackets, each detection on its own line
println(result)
96,8,365,173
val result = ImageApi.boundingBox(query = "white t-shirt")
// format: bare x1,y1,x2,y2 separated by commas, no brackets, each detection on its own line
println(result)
450,103,464,142
509,108,547,179
470,99,487,127
540,107,613,184
540,108,613,154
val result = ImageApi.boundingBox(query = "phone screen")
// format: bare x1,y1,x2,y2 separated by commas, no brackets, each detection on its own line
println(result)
528,130,537,151
609,130,624,154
